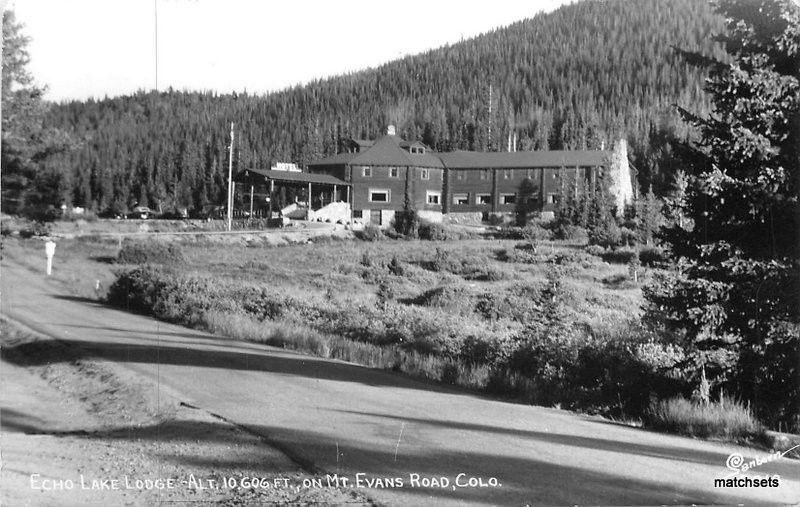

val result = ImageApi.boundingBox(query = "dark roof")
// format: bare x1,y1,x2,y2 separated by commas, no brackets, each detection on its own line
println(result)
305,152,358,166
309,135,443,168
307,135,609,170
234,168,349,186
437,150,610,169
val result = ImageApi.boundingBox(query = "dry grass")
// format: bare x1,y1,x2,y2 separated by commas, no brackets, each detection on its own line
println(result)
645,396,763,440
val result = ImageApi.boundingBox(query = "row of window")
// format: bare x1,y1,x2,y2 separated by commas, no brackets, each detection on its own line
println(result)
451,192,559,206
368,189,442,205
360,167,592,182
453,168,593,181
455,168,536,181
367,189,558,206
361,166,443,180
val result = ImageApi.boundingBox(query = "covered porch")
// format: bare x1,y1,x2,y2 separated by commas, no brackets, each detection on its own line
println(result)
232,168,351,220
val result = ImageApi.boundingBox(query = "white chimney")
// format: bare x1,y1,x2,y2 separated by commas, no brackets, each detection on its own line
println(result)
387,125,396,136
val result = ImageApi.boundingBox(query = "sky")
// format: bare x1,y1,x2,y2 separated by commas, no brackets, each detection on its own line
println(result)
10,0,570,102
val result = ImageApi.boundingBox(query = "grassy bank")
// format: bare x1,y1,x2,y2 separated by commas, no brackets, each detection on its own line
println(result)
106,236,688,419
3,232,773,442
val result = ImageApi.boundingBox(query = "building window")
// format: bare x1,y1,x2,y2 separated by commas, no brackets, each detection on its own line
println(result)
353,210,363,218
501,194,516,205
420,168,430,180
453,193,469,205
503,169,512,179
476,193,492,205
369,189,390,203
547,193,559,204
362,166,372,177
480,169,490,180
456,171,466,181
426,191,441,205
389,167,399,178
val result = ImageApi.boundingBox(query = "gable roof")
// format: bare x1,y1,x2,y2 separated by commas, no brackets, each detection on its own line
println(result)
437,150,610,169
312,134,444,168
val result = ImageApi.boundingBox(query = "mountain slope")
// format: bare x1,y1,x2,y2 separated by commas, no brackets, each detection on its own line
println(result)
38,0,724,213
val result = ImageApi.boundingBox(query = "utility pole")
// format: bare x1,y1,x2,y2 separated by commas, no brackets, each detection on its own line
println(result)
227,122,235,231
487,83,493,151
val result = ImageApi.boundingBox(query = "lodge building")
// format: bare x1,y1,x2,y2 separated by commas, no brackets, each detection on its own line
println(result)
303,126,632,226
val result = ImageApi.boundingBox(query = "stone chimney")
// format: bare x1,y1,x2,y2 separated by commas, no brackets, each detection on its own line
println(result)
387,125,396,136
607,139,633,213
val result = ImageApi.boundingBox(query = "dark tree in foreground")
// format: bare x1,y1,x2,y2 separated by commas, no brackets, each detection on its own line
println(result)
645,0,800,430
1,11,71,215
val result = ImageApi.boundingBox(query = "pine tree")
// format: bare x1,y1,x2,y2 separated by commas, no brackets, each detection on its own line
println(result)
1,11,71,215
644,0,799,430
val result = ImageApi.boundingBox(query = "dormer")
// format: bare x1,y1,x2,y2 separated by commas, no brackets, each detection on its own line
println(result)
399,140,428,155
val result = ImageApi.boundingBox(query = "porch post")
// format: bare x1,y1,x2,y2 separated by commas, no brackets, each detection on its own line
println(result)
308,182,312,210
269,179,275,217
249,185,254,218
333,184,338,202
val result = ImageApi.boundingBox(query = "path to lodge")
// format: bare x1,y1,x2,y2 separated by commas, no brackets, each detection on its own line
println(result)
2,257,799,506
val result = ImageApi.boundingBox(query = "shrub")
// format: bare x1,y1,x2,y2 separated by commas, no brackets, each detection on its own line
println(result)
419,222,451,241
600,248,637,264
388,255,405,276
357,225,383,241
620,226,638,247
360,250,375,267
551,223,588,242
430,248,461,273
117,239,185,264
462,265,510,282
495,226,524,240
407,284,474,315
521,223,552,241
19,221,52,238
588,221,623,249
584,244,606,257
393,209,419,238
639,246,669,267
644,396,762,440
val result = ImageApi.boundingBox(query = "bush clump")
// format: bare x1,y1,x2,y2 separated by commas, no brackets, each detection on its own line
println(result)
117,239,185,264
419,222,451,241
357,224,383,241
644,396,762,440
588,221,623,249
600,247,638,264
584,244,606,257
551,223,588,242
639,246,669,267
521,223,552,241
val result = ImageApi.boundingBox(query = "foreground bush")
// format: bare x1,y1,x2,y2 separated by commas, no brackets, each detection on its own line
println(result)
550,223,588,242
356,224,383,241
600,247,637,264
418,222,452,241
117,239,185,264
639,246,669,267
644,396,762,440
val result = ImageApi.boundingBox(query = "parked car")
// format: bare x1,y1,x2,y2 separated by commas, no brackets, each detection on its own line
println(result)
160,207,189,220
128,206,154,219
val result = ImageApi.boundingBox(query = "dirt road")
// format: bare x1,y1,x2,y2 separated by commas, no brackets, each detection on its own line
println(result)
2,257,799,505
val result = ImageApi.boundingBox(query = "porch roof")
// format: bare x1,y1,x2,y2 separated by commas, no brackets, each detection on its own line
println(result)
234,168,350,186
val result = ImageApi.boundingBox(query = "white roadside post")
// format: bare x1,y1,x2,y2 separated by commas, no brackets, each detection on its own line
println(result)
45,240,56,276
